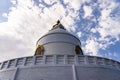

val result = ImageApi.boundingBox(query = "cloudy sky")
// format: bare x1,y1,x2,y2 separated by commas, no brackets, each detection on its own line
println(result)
0,0,120,62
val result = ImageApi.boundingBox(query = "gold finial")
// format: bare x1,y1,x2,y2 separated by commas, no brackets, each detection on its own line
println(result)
53,20,61,28
57,20,60,25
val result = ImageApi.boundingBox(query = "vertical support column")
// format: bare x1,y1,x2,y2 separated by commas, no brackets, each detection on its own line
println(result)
72,65,77,80
94,57,97,65
6,61,10,68
12,68,19,80
115,62,119,69
14,59,18,67
54,55,57,64
33,56,36,65
109,60,112,67
102,58,106,66
64,55,67,64
116,62,120,70
43,56,46,64
84,56,88,65
0,62,3,70
23,57,27,66
75,56,79,65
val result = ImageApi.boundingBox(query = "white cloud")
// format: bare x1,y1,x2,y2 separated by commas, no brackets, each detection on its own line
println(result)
98,18,120,40
100,1,117,20
96,1,120,44
91,28,97,33
44,0,57,5
84,0,120,58
83,5,92,18
10,0,17,5
0,35,36,61
0,22,16,36
2,13,8,18
63,0,82,10
77,32,82,38
98,1,120,41
84,38,99,56
0,0,49,61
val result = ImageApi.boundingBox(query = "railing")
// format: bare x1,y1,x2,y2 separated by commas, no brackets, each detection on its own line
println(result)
0,55,120,71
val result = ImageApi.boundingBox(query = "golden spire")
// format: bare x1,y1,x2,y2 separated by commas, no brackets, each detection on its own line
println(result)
51,19,66,30
53,20,61,28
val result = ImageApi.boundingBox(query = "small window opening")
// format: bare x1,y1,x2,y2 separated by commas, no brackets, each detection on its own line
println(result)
75,45,83,55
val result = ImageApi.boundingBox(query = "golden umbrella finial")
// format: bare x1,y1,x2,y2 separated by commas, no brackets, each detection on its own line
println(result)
53,20,61,28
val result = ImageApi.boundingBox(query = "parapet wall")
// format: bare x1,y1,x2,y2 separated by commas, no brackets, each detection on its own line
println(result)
0,55,120,70
0,55,120,80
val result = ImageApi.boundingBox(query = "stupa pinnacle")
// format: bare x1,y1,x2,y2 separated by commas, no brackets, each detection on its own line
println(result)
52,20,66,30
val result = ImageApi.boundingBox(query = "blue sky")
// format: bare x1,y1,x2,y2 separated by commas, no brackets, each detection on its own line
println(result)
0,0,120,62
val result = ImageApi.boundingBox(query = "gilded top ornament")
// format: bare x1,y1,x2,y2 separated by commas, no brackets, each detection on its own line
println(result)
53,20,61,28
